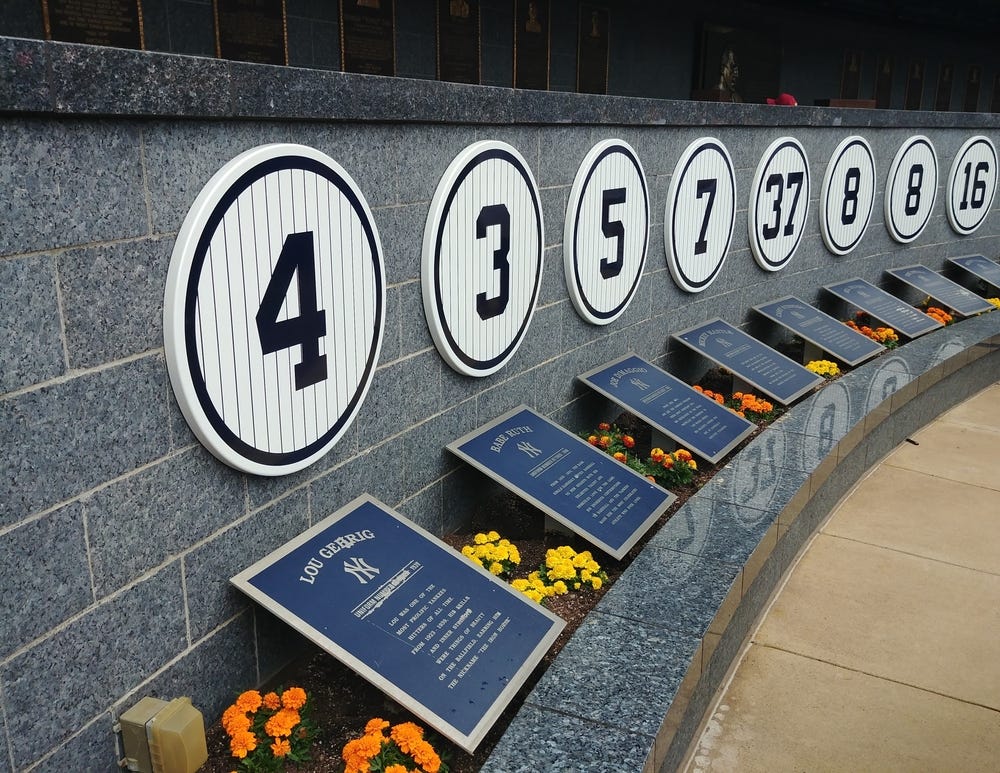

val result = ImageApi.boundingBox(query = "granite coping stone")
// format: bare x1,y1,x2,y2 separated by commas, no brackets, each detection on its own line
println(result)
4,37,1000,130
484,310,1000,772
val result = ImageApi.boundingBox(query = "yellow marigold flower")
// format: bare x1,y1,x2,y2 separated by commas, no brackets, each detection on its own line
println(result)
599,435,611,448
552,580,568,594
461,545,475,557
270,738,291,757
613,451,627,462
591,576,603,589
262,691,281,710
235,690,262,713
987,297,1000,309
688,459,698,470
473,532,488,544
280,686,307,710
511,578,529,591
486,530,500,542
525,589,543,603
650,447,665,461
489,561,504,575
364,717,389,735
675,449,693,462
587,434,598,445
229,730,257,759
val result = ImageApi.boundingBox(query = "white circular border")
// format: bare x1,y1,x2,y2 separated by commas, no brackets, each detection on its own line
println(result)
163,143,386,476
819,135,877,256
664,137,737,293
563,138,649,325
747,136,811,272
946,135,998,235
421,140,544,378
884,135,939,244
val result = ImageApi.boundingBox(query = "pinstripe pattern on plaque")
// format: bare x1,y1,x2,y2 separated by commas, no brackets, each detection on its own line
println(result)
165,144,385,476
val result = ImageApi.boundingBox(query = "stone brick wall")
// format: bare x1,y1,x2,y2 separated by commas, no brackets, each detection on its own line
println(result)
1,38,999,770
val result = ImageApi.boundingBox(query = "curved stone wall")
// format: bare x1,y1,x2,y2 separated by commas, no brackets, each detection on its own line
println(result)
1,38,998,769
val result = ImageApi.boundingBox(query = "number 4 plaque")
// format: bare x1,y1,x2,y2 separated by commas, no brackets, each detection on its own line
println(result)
164,144,386,476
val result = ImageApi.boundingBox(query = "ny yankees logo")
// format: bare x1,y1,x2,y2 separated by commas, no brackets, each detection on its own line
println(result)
343,556,380,584
517,440,543,458
629,377,650,390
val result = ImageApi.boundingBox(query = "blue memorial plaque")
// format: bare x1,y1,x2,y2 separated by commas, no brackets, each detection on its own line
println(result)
578,353,755,464
824,277,942,338
672,319,824,405
448,406,674,559
231,495,564,753
886,264,995,317
754,295,884,366
948,255,1000,291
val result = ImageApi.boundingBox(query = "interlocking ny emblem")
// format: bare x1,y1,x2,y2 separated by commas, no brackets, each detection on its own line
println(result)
517,440,543,458
629,377,650,390
343,556,380,584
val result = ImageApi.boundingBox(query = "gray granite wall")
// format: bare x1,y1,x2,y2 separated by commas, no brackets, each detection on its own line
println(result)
1,38,999,771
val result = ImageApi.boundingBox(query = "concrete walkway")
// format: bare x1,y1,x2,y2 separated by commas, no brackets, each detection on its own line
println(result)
683,383,1000,772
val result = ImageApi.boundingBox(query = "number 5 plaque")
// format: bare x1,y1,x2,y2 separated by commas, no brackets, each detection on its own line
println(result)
164,144,386,476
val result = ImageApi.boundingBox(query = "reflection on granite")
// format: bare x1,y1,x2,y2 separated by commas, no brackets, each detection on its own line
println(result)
650,495,775,567
526,611,700,738
4,36,1000,129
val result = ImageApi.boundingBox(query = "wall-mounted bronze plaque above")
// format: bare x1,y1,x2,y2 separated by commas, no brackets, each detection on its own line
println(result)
214,0,287,65
694,23,779,104
839,50,862,100
935,63,953,111
873,54,893,108
904,60,924,110
41,0,143,49
964,64,982,112
991,73,1000,113
514,0,550,90
576,4,608,94
437,0,480,84
340,0,396,76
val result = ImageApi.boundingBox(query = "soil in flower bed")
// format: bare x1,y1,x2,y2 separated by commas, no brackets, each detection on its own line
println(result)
199,412,742,772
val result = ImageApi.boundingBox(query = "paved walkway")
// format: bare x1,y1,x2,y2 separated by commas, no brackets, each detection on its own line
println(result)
683,383,1000,772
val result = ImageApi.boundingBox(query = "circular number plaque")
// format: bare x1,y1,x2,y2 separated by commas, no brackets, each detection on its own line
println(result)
748,136,811,271
664,137,737,293
422,140,544,377
820,136,876,256
946,135,998,235
163,144,385,476
563,139,649,325
884,135,938,243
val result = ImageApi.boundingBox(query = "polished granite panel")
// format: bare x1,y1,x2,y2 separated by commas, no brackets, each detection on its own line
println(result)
649,496,775,567
526,611,700,738
595,547,741,638
485,703,654,773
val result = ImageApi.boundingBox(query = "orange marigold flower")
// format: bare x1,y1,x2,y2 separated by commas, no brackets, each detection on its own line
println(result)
693,384,704,393
587,434,598,445
270,738,291,757
598,422,611,431
280,686,307,710
646,475,656,483
662,456,674,469
229,730,257,759
390,722,424,754
221,705,250,736
386,766,409,773
715,394,724,404
622,435,635,448
364,717,390,735
613,451,627,462
598,435,611,448
235,690,262,713
650,447,665,462
733,391,743,399
264,708,300,738
262,691,281,711
675,449,693,461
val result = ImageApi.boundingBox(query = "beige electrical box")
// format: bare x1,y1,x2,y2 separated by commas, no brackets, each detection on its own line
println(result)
120,696,208,773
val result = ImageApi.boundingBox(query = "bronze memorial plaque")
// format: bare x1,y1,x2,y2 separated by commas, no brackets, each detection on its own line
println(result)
576,4,608,94
437,0,480,84
340,0,396,76
839,50,862,100
935,63,954,111
214,0,287,65
42,0,143,49
964,64,982,112
874,54,893,108
514,0,550,90
904,60,924,110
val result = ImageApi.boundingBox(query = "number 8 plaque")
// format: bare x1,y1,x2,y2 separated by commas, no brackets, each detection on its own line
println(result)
164,144,386,476
820,135,877,256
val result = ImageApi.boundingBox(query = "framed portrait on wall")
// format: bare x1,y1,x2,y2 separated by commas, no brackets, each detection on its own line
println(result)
873,54,893,108
576,4,609,94
437,0,481,84
935,63,954,111
214,0,288,65
903,60,924,110
694,23,780,104
340,0,396,76
514,0,550,89
964,64,981,112
840,50,862,100
991,73,1000,113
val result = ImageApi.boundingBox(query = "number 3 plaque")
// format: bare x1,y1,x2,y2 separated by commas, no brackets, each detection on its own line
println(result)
164,144,386,476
